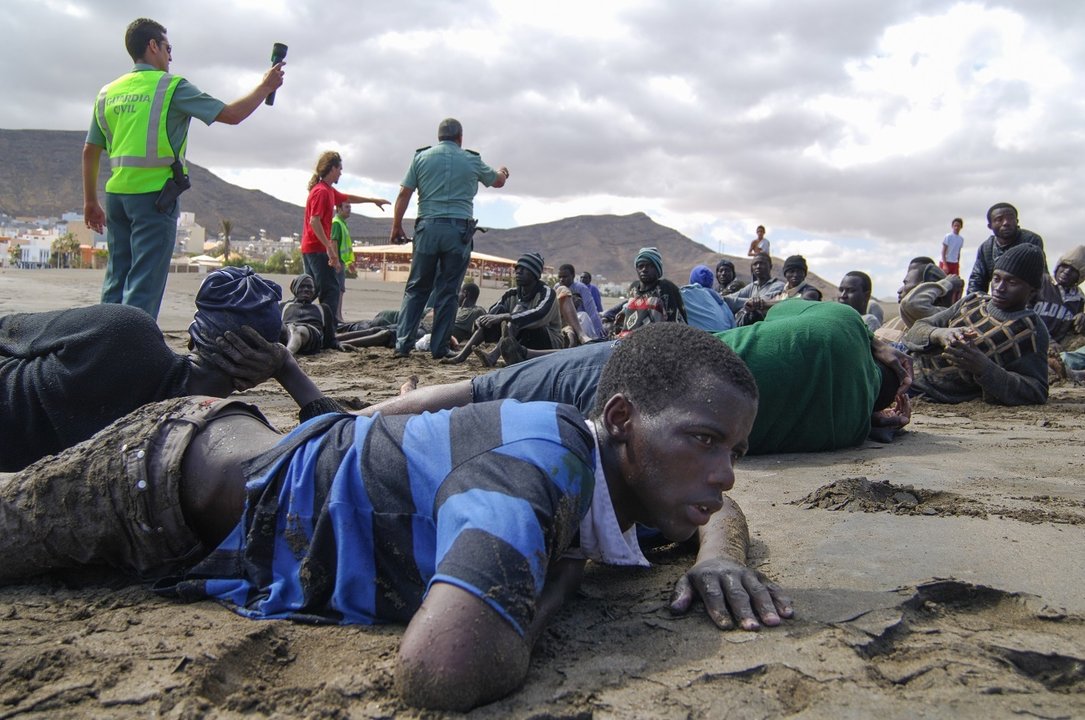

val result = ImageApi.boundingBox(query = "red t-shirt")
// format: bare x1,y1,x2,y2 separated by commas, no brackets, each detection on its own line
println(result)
301,182,348,254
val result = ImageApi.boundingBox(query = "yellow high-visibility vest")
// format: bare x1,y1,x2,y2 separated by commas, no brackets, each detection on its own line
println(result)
94,71,186,194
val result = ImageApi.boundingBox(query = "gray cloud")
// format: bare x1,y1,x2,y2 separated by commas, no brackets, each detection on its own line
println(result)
4,0,1084,294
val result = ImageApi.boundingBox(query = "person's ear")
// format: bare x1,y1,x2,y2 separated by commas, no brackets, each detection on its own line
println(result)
601,393,635,442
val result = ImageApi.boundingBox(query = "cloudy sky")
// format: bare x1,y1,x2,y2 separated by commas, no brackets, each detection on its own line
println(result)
5,0,1083,297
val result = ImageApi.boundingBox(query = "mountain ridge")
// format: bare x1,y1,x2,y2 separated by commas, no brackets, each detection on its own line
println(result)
0,128,835,290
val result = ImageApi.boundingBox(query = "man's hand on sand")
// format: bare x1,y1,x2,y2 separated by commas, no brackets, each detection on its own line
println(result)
871,392,911,429
206,326,289,391
668,557,793,631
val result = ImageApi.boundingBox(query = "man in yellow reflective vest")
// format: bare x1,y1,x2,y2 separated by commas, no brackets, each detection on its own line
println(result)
82,17,286,319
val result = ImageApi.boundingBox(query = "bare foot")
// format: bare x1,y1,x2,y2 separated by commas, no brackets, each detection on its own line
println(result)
440,351,469,365
499,335,527,366
399,375,419,395
473,347,497,368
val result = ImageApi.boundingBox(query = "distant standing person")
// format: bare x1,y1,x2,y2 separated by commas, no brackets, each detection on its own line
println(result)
83,17,285,319
391,118,509,359
301,152,389,326
331,201,355,323
747,225,771,257
940,218,964,276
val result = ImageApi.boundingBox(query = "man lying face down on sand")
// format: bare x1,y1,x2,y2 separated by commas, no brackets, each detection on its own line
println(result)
367,298,914,452
0,266,330,472
0,323,790,712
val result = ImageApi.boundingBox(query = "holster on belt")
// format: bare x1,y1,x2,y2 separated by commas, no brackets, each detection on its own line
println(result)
461,218,479,245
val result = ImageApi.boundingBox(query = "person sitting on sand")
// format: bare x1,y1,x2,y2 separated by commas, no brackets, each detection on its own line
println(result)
363,299,913,453
715,258,736,292
779,255,815,300
904,244,1049,405
613,247,687,336
557,263,604,341
281,274,339,355
875,259,964,344
732,255,817,322
967,202,1045,295
578,270,604,313
681,264,735,332
1039,246,1085,345
0,266,328,472
837,271,882,332
725,253,785,325
452,282,486,342
445,252,561,365
0,323,792,712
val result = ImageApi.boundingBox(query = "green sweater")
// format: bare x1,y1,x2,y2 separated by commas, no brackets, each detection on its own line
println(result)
716,299,880,454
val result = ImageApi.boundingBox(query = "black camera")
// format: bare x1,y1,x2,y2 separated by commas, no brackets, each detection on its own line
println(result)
154,159,191,214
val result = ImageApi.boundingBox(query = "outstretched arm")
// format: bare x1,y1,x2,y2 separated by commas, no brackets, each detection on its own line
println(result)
669,496,793,630
343,193,389,210
355,379,473,417
214,62,285,125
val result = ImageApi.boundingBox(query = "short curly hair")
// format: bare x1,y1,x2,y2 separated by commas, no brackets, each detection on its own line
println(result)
590,323,758,419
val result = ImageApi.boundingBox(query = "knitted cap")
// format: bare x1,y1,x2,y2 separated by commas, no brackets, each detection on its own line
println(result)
689,264,715,289
188,266,283,357
516,252,544,279
635,247,663,277
994,244,1045,289
290,273,315,296
783,255,807,273
715,258,735,272
1056,245,1085,279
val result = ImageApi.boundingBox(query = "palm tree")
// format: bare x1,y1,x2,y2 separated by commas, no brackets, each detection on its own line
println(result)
51,232,81,268
220,219,232,262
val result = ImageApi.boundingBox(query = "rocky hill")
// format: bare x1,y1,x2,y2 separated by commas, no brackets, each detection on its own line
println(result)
0,128,836,290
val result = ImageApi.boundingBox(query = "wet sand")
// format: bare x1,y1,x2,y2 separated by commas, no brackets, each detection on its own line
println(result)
1,267,1083,718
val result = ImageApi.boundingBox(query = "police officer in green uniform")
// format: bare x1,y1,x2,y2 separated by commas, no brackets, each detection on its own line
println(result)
390,118,509,359
82,17,285,319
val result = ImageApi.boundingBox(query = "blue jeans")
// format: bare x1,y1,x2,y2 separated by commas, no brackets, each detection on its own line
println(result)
470,340,617,412
395,219,472,357
101,191,179,319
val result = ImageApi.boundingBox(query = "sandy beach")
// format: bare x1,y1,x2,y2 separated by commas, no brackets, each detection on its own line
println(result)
1,268,1083,718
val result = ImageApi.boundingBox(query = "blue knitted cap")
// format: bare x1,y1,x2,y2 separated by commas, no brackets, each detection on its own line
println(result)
188,266,283,357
